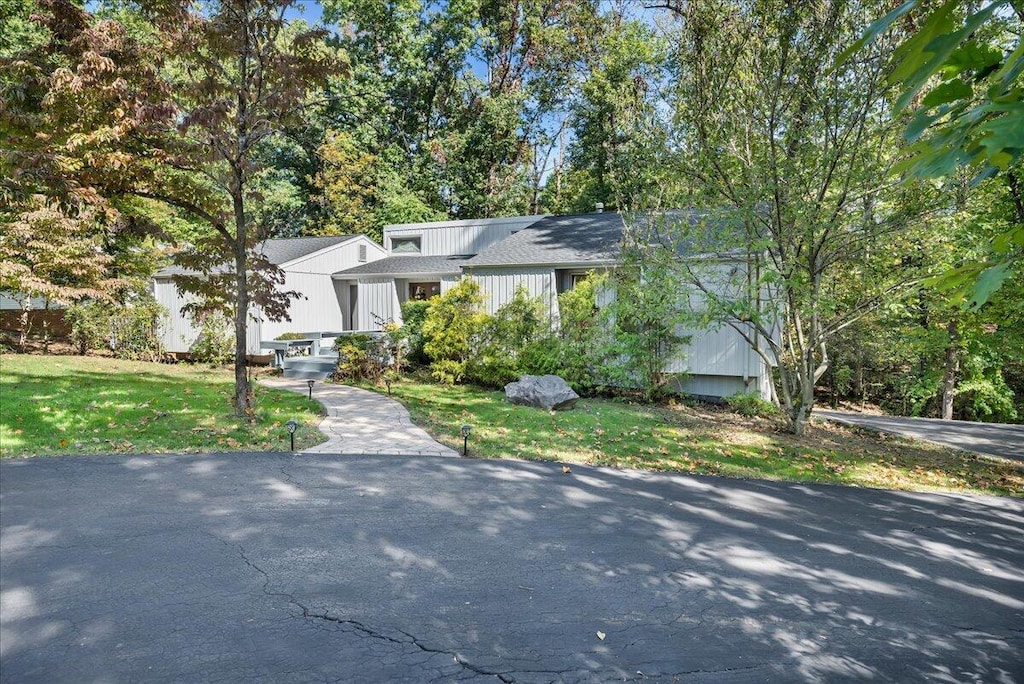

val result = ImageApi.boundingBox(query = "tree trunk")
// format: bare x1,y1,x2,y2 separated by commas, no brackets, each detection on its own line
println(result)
42,298,51,354
941,319,959,420
18,295,32,351
233,195,252,420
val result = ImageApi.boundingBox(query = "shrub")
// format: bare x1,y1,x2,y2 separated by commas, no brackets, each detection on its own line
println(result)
725,391,779,418
421,278,486,384
67,296,166,361
66,300,110,355
334,333,391,382
399,299,431,365
601,251,692,401
553,272,610,393
467,286,548,387
189,312,233,365
382,321,408,375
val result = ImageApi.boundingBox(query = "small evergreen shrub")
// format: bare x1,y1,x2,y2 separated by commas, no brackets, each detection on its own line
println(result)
399,299,432,365
725,391,779,418
467,286,548,387
189,312,233,365
421,278,486,384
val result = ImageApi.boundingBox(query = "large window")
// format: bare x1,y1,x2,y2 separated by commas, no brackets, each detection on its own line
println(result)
391,236,421,254
408,282,440,300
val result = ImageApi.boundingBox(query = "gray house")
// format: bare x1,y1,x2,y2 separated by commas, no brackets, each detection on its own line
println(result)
152,212,773,399
331,212,774,400
153,234,385,355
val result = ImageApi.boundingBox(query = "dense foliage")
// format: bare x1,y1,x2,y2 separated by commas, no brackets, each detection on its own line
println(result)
2,0,1020,424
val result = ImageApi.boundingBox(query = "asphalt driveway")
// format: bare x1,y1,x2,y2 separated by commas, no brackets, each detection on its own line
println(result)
2,453,1022,682
816,410,1024,460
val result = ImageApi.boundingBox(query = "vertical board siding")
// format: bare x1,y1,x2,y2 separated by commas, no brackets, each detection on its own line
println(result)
467,268,557,319
358,278,398,330
153,279,201,353
0,293,53,310
386,223,520,257
282,237,385,275
260,271,345,340
156,237,386,354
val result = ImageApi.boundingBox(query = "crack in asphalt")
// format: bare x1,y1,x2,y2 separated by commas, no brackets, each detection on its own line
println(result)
210,532,557,683
300,611,517,682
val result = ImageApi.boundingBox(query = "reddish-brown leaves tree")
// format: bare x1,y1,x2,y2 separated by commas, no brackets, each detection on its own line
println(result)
3,0,341,418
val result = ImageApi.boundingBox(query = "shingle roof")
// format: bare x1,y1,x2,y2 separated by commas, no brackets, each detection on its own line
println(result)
154,235,359,277
463,213,625,268
333,255,471,278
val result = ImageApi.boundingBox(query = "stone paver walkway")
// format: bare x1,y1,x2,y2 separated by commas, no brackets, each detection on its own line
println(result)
260,378,458,457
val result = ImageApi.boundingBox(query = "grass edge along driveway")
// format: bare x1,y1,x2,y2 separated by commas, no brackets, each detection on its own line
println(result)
375,379,1023,498
0,354,326,457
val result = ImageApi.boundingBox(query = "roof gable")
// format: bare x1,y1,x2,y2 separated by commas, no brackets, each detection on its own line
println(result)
154,235,361,277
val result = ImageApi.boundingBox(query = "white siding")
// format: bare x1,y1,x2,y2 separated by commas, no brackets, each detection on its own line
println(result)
357,278,399,330
385,217,539,257
439,275,460,294
281,236,385,274
467,268,558,319
261,236,386,339
260,271,344,340
154,278,201,353
154,279,265,354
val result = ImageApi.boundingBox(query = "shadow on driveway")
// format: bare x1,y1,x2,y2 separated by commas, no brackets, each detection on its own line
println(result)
2,453,1022,682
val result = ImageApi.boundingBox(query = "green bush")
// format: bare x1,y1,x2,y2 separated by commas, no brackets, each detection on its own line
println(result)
67,296,166,361
725,391,779,418
189,312,233,365
421,278,487,384
601,252,692,401
66,300,110,355
334,333,391,382
467,286,548,387
553,272,609,393
400,300,432,365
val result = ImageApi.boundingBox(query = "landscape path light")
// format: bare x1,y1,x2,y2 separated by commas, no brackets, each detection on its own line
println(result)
461,424,472,457
307,379,315,400
286,419,298,451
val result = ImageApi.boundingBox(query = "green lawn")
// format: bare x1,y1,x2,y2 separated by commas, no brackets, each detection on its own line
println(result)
377,379,1023,498
0,354,327,456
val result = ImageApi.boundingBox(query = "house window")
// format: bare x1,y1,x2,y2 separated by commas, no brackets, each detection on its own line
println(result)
391,237,421,254
408,282,440,300
556,269,590,294
358,244,367,262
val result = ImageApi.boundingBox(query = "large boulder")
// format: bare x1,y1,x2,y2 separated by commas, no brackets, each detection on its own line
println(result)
504,374,579,411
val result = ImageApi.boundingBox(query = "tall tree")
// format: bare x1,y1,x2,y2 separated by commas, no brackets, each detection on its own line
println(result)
660,0,921,434
847,0,1023,307
0,0,165,346
9,0,341,416
321,0,597,220
546,6,672,213
146,0,341,417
